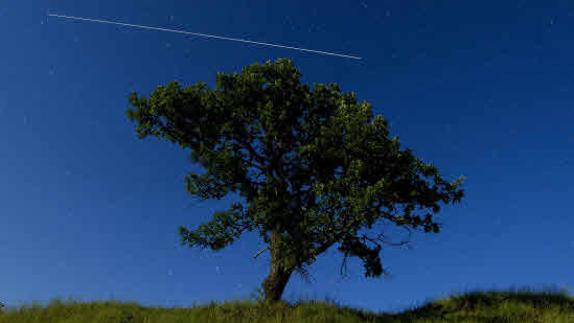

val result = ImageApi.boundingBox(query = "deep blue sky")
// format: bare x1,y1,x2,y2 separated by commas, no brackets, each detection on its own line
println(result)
1,0,573,312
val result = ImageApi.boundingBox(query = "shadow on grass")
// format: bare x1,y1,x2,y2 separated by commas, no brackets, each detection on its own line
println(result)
403,288,574,322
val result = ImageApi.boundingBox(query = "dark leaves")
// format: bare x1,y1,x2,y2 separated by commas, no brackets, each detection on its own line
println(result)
179,203,252,251
128,58,464,278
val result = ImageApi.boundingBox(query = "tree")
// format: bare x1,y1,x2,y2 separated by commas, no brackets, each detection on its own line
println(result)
127,58,464,303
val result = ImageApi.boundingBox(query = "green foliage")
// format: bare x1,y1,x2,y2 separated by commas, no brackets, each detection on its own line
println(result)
1,290,573,322
127,58,464,300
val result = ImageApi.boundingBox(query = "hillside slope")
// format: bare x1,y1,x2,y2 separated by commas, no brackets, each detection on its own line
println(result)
1,290,573,322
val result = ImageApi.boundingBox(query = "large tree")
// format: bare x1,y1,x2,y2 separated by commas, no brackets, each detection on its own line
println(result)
127,59,464,302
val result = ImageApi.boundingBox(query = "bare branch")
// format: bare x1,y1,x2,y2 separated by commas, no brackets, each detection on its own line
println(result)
253,247,270,259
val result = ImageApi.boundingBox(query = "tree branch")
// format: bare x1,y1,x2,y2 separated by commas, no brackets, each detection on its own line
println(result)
253,247,270,259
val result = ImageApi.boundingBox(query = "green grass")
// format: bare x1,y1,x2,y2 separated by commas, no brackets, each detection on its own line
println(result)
1,290,573,322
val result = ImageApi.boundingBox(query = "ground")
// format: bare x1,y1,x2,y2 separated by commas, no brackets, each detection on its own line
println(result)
1,290,573,322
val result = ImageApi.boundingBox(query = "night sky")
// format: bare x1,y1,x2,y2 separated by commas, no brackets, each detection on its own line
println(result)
1,0,573,312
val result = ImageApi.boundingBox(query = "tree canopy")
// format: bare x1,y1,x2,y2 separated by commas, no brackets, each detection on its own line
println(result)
127,58,464,302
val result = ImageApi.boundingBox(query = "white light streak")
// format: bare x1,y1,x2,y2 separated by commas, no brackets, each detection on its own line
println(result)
47,13,362,60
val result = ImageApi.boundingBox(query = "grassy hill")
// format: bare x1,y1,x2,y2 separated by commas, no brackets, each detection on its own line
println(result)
1,290,573,322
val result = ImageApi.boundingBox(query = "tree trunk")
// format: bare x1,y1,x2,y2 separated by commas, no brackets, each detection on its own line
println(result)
262,230,293,303
262,264,292,302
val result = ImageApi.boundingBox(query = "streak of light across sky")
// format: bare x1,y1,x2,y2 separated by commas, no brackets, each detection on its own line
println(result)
47,13,363,60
